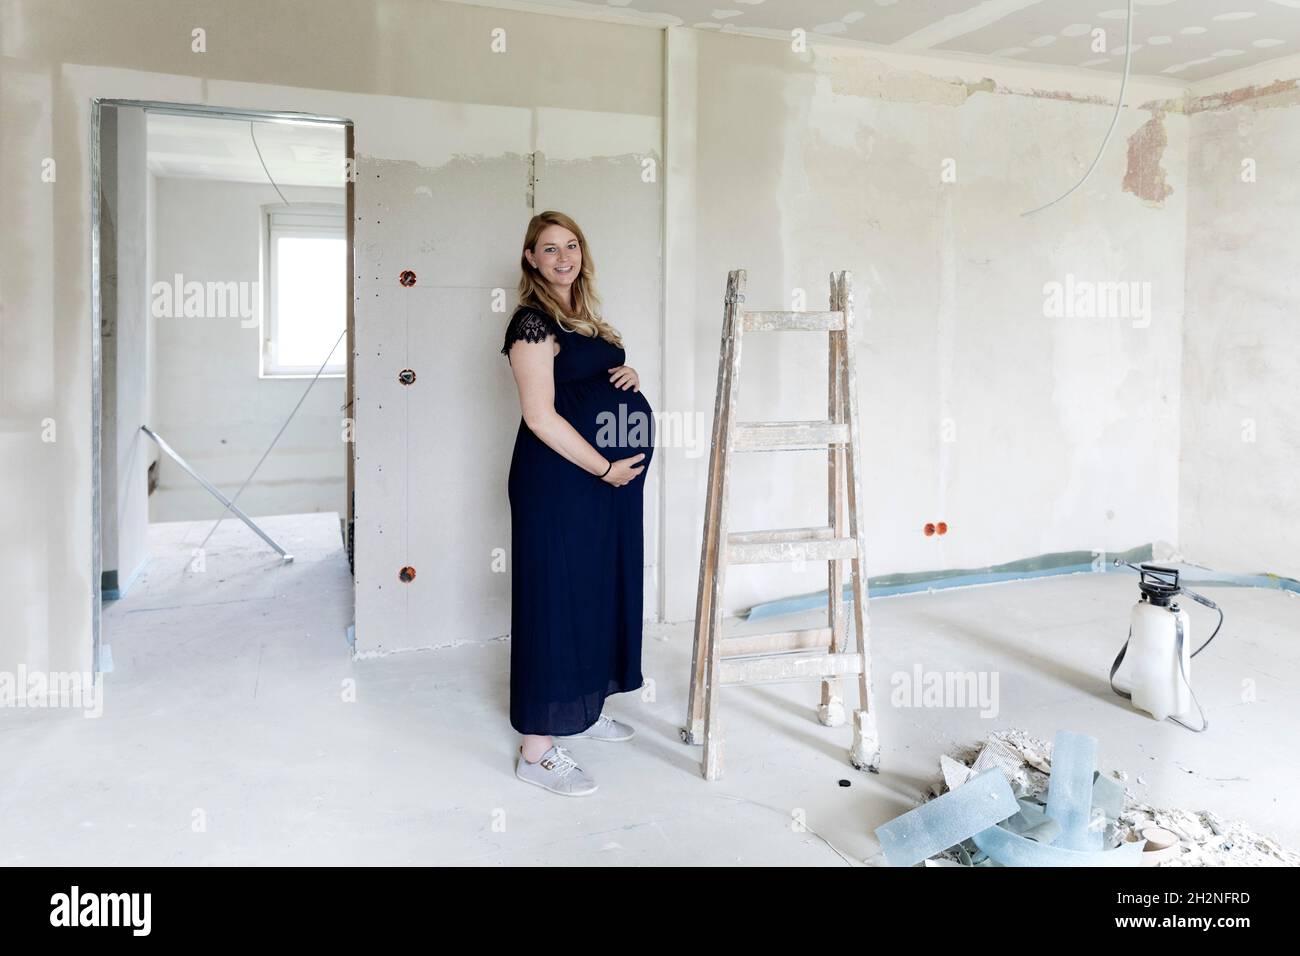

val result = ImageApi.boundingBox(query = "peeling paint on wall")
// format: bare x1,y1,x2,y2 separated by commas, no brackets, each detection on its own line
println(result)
1123,112,1174,206
1188,78,1300,114
1017,88,1110,106
821,52,1188,115
1141,96,1188,115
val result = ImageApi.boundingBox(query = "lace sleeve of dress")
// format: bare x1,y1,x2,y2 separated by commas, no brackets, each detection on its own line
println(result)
501,309,558,356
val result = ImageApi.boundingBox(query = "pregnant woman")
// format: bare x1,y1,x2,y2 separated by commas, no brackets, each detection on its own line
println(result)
501,211,654,797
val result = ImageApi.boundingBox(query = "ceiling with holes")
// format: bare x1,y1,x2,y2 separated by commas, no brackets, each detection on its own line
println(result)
503,0,1299,82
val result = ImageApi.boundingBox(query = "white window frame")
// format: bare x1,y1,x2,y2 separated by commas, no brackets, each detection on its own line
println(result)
260,202,347,378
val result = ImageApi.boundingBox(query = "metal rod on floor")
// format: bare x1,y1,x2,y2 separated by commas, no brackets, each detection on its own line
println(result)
139,425,293,563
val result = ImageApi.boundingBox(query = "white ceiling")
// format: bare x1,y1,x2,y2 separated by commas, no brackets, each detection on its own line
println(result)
146,113,346,187
499,0,1300,82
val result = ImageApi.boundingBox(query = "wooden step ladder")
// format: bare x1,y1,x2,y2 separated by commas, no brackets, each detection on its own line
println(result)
681,269,881,780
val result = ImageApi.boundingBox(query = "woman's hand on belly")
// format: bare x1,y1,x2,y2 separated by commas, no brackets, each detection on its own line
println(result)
607,365,640,391
601,452,646,487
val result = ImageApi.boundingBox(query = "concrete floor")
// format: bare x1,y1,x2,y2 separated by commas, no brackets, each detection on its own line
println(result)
2,513,1296,865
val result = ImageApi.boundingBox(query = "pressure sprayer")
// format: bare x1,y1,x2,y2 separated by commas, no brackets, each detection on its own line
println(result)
1109,561,1224,733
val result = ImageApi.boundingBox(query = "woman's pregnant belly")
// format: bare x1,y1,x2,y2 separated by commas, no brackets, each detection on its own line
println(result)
556,375,655,466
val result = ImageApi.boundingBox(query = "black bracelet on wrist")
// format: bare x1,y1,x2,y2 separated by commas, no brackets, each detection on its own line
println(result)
601,460,613,478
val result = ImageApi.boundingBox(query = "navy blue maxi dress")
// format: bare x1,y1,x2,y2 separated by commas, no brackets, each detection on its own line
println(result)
501,306,654,736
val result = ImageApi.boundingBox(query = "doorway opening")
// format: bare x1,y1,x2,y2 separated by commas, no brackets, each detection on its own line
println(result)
91,100,356,672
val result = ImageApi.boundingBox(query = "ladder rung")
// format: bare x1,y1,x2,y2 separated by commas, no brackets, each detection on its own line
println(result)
732,420,849,451
728,526,835,544
719,652,864,685
742,310,845,332
721,627,831,658
726,527,857,564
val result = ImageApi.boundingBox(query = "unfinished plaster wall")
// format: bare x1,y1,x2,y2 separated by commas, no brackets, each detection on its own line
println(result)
6,0,1283,678
1181,75,1300,581
663,29,1190,619
0,0,662,674
349,110,661,658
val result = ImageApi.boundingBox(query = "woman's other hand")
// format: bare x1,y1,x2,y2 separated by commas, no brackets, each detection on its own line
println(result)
607,365,640,391
601,453,646,487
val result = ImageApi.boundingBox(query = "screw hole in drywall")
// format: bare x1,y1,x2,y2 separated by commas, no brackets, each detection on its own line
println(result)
398,269,417,287
398,369,416,385
399,566,416,583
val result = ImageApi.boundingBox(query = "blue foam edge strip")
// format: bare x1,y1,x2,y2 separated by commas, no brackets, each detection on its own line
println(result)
748,564,1096,622
1170,566,1300,593
746,564,1300,623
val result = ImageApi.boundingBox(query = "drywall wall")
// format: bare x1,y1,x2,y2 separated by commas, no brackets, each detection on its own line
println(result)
1181,77,1300,581
350,110,662,658
150,176,347,523
663,28,1190,619
0,0,663,674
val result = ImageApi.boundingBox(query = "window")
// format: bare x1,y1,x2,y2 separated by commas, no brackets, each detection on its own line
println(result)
262,203,346,377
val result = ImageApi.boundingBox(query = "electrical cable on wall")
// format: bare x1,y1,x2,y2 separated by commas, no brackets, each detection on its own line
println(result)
250,120,293,206
1021,0,1134,216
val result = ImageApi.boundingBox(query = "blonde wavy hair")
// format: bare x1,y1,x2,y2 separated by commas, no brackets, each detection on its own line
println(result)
517,211,623,348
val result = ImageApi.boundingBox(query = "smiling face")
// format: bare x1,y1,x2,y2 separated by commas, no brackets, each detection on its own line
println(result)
524,224,582,296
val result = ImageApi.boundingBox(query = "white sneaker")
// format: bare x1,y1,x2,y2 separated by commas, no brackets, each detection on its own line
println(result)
561,713,635,742
515,744,598,796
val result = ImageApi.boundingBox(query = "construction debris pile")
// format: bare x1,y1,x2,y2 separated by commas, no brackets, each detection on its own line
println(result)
874,728,1298,867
